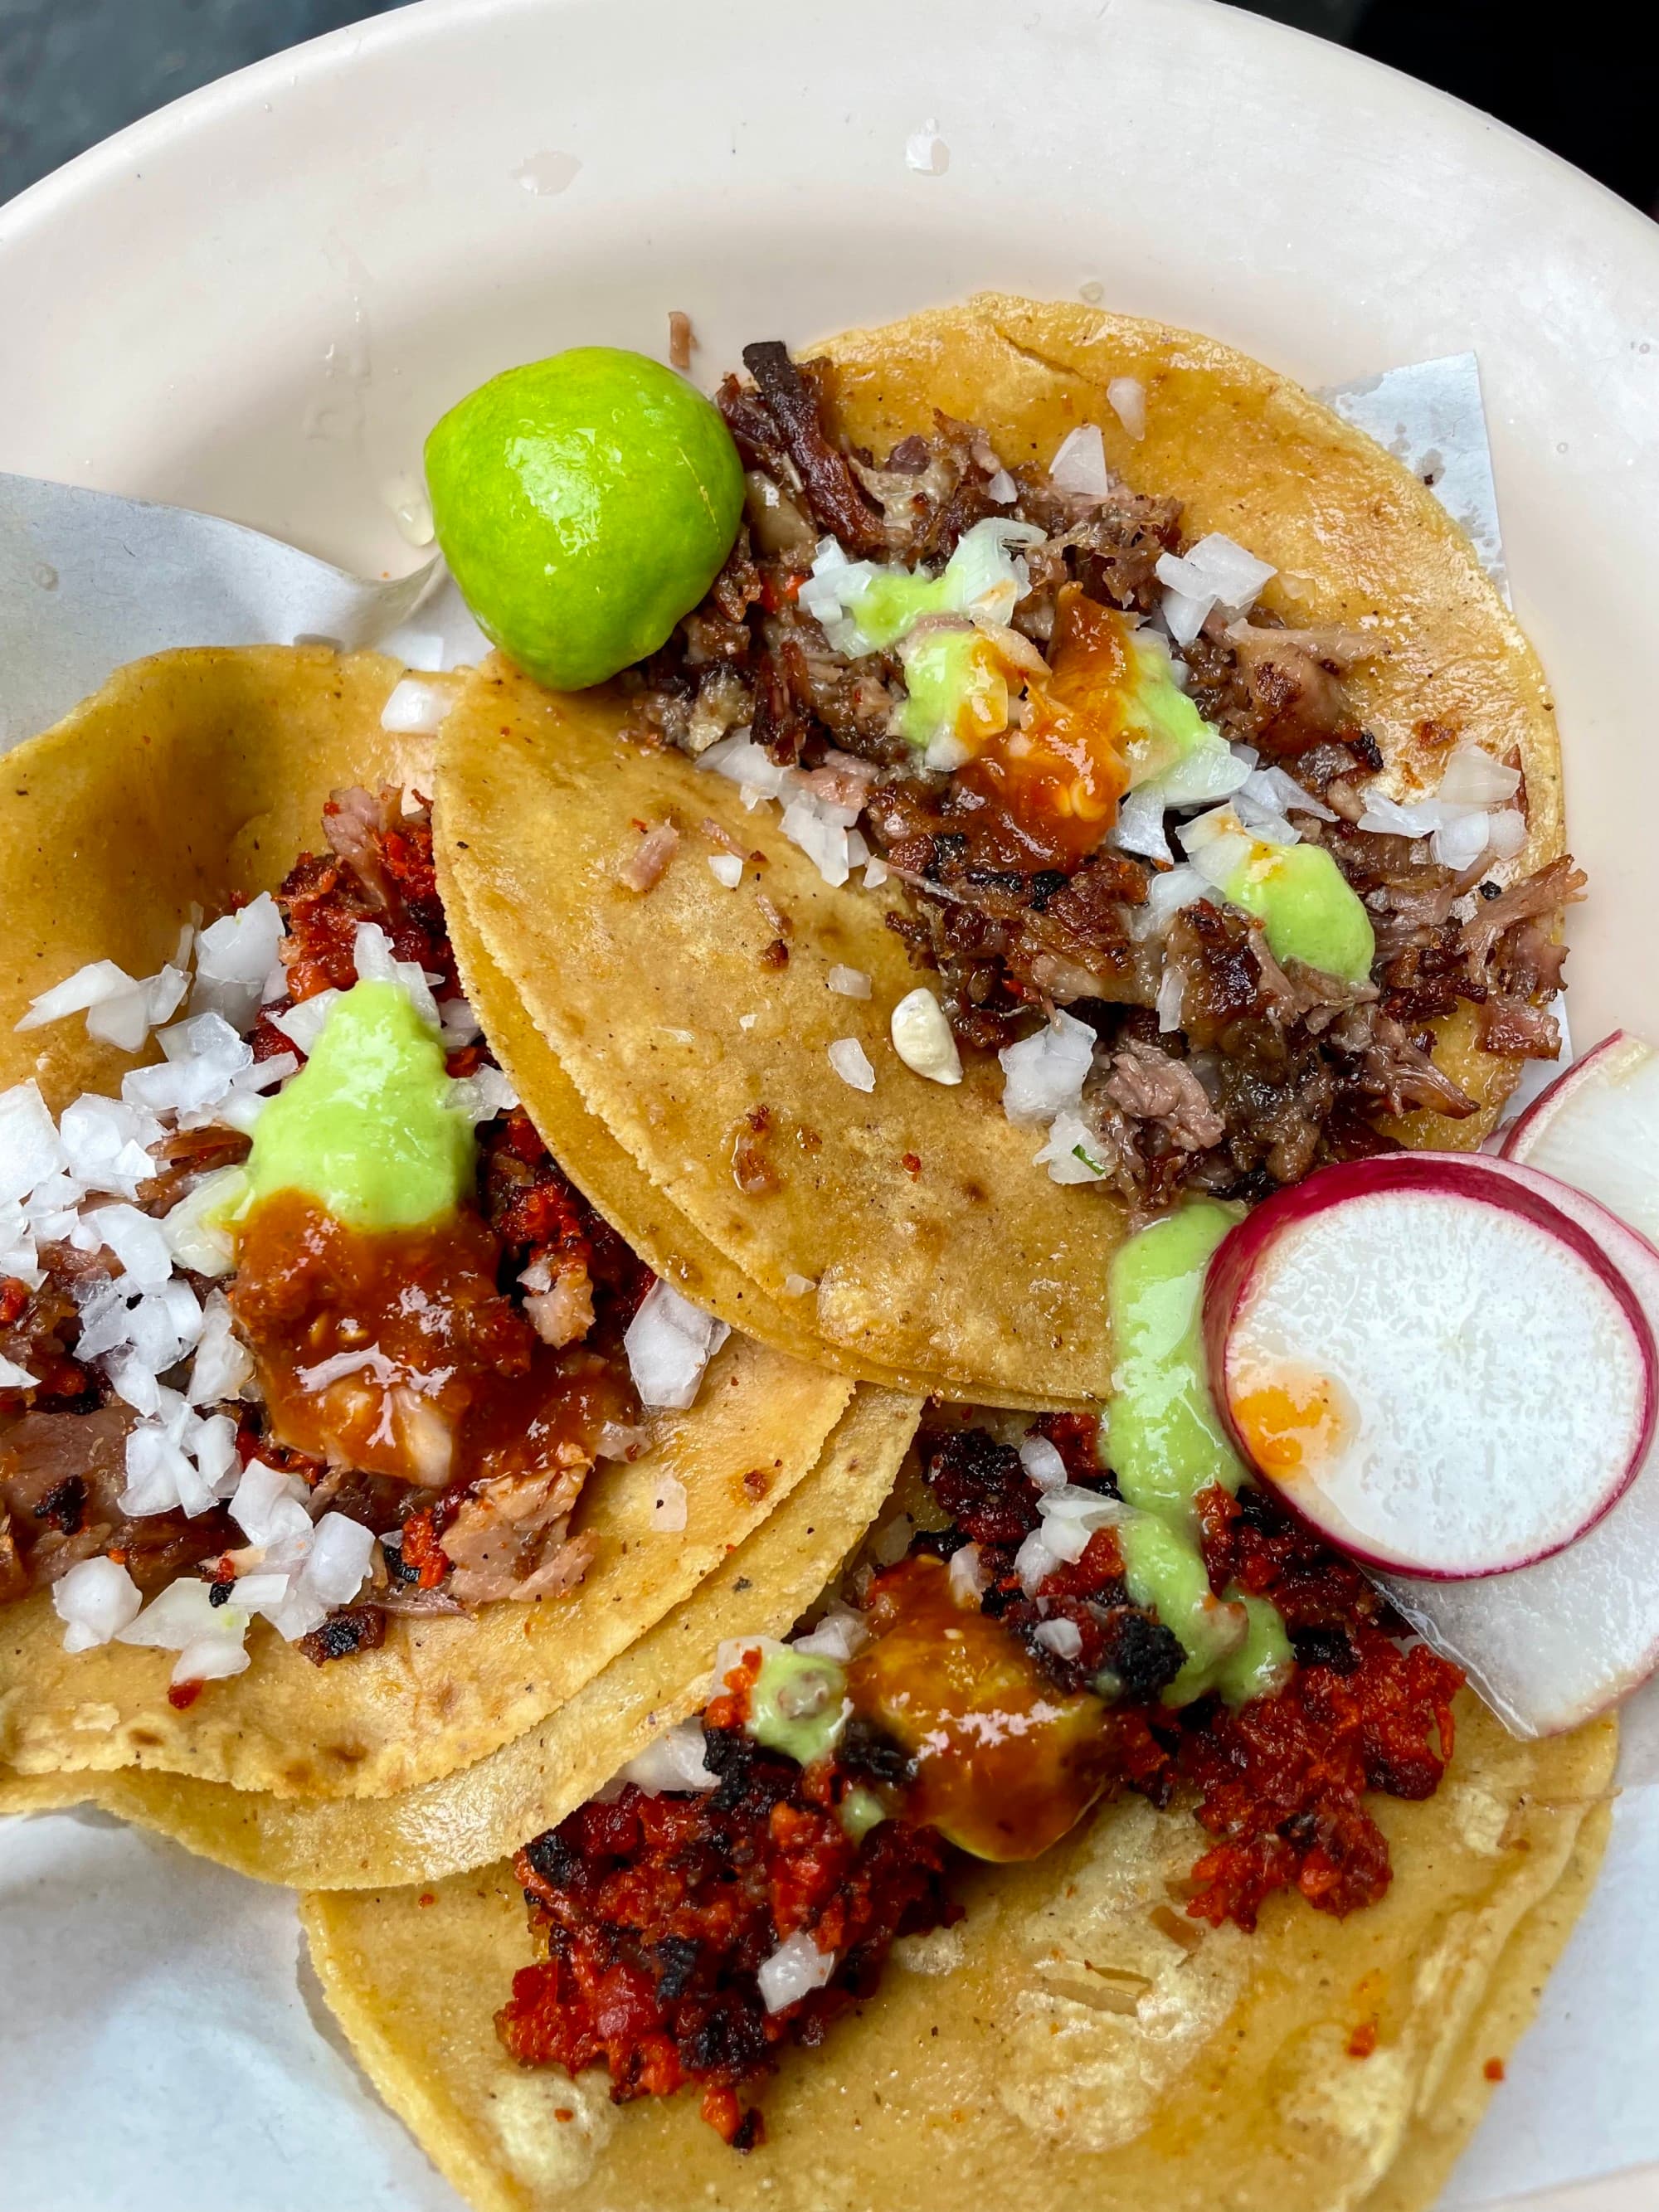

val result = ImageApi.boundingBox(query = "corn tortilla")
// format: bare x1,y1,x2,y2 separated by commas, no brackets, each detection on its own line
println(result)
0,648,852,1796
300,1701,1614,2212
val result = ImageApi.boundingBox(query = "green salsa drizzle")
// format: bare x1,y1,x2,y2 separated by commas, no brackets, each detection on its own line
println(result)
245,981,476,1232
1106,1200,1292,1708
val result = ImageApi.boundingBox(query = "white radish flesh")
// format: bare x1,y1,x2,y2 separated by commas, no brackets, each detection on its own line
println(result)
1502,1029,1659,1248
1206,1154,1653,1581
1378,1153,1659,1735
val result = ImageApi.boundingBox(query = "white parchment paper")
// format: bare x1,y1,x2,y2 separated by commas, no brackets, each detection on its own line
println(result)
2,362,1653,2212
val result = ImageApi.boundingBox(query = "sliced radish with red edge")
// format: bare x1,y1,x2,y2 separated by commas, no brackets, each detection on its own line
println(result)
1204,1153,1653,1583
1374,1152,1659,1736
1502,1029,1659,1250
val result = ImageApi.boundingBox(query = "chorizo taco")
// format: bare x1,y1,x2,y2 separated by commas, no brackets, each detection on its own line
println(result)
0,646,870,1804
434,294,1579,1407
298,1394,1616,2210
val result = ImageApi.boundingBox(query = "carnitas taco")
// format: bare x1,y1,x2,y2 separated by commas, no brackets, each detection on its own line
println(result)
433,295,1578,1406
299,1397,1616,2209
0,646,867,1801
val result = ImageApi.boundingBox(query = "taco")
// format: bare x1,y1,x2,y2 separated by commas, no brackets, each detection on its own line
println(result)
299,1402,1616,2209
0,646,864,1801
435,295,1578,1406
0,1383,917,1884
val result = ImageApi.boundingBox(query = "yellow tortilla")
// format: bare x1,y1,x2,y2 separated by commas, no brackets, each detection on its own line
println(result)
0,1385,917,1879
1359,1798,1613,2212
0,647,853,1796
435,294,1564,1407
448,887,1053,1408
301,1700,1614,2212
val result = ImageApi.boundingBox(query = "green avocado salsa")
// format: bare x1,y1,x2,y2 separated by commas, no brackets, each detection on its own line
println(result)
245,981,476,1232
1224,837,1376,984
1106,1199,1292,1708
746,1645,851,1768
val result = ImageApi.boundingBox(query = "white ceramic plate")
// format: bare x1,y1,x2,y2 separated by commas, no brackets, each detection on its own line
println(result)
2,2,1657,2207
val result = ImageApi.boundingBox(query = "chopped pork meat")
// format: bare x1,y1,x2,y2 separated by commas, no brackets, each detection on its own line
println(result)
617,340,1576,1207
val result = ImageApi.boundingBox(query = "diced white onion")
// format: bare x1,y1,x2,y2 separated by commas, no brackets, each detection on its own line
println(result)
52,1555,143,1651
1034,1109,1108,1184
1019,1436,1069,1492
781,794,854,887
1139,863,1207,936
187,1290,254,1404
1484,809,1529,859
1155,535,1276,630
621,1720,718,1794
828,1038,877,1093
948,1541,986,1606
868,1513,914,1567
625,1281,730,1411
303,1512,376,1607
191,895,286,1029
985,469,1018,504
700,734,795,802
0,1353,36,1388
1438,744,1522,809
449,1064,520,1125
270,990,342,1055
791,1604,870,1662
81,1202,173,1290
998,1011,1096,1126
1179,805,1256,889
1112,781,1174,863
380,676,450,735
16,960,138,1033
1106,377,1146,440
827,966,872,999
1034,1616,1084,1660
1048,425,1111,499
889,987,962,1086
163,1164,249,1277
115,1576,251,1687
353,922,441,1029
707,853,745,890
758,1929,837,2013
1239,764,1336,822
1014,1526,1062,1594
437,997,482,1048
58,1094,162,1198
0,1082,67,1205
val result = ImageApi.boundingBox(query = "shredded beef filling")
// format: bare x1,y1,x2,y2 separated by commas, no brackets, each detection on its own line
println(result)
618,343,1577,1209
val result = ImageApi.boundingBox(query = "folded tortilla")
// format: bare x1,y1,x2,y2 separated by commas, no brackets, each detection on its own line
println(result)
0,1384,916,1879
0,647,855,1797
434,294,1564,1407
300,1694,1613,2212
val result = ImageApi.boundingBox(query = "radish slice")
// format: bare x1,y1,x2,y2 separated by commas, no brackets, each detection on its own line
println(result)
1377,1153,1659,1736
1205,1154,1654,1581
1503,1029,1659,1248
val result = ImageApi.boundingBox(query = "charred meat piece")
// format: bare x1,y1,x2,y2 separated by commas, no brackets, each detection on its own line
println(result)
732,344,888,558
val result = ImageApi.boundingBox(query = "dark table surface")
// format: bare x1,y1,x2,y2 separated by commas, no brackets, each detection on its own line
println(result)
1,0,1652,216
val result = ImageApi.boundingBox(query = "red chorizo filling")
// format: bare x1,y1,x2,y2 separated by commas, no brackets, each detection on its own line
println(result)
499,1424,1461,2148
